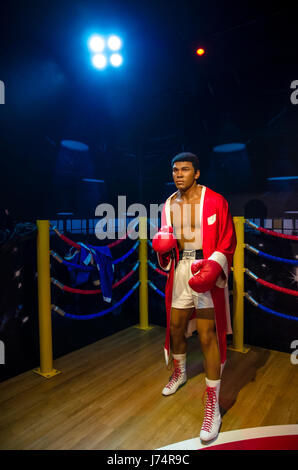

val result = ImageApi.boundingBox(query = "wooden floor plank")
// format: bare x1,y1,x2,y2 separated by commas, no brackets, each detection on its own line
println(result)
0,325,297,450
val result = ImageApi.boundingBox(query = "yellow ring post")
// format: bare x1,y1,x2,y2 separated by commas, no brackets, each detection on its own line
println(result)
229,216,249,353
34,220,61,378
136,216,153,330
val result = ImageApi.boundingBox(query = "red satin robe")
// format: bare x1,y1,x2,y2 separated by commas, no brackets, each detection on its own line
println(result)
157,185,237,365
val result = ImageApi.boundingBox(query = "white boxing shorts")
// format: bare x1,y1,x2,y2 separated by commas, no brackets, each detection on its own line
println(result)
171,250,215,311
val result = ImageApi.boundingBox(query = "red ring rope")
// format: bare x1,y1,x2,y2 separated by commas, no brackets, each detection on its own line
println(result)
52,223,139,249
154,266,168,277
256,277,298,297
257,226,298,241
54,229,81,250
53,268,136,294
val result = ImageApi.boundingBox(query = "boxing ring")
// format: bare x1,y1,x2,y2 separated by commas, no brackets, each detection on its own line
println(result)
34,217,298,379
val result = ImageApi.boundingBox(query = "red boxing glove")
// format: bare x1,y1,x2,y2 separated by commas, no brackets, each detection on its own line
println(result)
152,226,177,269
152,226,177,254
188,259,223,293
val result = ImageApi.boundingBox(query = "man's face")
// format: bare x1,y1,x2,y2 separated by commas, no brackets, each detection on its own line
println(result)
172,161,200,191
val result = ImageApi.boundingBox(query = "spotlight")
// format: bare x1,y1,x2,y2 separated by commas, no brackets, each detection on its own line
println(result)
196,48,205,56
92,54,107,69
88,35,105,52
110,53,123,67
107,35,122,51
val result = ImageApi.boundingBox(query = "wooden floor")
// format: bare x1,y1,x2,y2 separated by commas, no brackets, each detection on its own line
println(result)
0,325,297,450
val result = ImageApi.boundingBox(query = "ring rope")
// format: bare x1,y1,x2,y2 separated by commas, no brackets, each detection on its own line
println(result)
148,260,168,277
245,243,298,265
51,250,95,271
51,221,139,249
104,220,140,248
51,262,139,294
51,226,81,250
245,293,298,321
52,281,140,320
245,268,298,296
113,241,139,264
148,280,165,298
245,219,298,241
50,241,139,270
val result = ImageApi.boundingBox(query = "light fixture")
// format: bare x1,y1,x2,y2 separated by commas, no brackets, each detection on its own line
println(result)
88,35,105,52
92,54,107,69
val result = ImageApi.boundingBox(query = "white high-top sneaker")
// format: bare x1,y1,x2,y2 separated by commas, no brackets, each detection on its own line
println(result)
162,354,187,396
200,378,221,443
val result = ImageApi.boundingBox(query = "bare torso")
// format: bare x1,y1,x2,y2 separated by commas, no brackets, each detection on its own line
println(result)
170,185,203,250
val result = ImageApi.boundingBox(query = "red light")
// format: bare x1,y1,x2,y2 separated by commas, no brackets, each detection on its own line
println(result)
196,48,205,56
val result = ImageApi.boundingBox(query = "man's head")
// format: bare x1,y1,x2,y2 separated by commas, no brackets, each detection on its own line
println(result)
171,152,200,191
171,152,200,173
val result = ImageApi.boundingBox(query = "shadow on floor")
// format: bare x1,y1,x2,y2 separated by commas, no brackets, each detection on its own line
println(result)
181,334,271,417
220,345,271,416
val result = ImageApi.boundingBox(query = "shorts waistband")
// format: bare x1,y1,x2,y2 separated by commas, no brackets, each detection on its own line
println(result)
179,249,203,260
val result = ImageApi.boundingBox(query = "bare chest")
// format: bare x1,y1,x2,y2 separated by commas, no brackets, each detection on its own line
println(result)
169,195,202,248
170,201,201,230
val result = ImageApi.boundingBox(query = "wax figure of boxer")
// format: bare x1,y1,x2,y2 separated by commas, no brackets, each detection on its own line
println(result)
152,152,236,443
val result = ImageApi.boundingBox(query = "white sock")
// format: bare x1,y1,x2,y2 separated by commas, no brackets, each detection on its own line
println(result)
206,377,220,388
172,353,186,373
205,377,221,401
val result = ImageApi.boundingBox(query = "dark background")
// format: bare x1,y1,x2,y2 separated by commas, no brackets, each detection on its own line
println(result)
0,1,297,381
0,1,298,215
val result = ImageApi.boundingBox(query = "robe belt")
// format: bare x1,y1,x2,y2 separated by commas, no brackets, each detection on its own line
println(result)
178,249,203,261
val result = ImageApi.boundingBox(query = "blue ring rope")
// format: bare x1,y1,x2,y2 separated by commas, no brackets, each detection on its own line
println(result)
148,260,163,272
113,241,139,264
148,281,165,298
245,244,298,265
245,293,298,321
51,241,139,271
57,258,95,271
52,281,140,320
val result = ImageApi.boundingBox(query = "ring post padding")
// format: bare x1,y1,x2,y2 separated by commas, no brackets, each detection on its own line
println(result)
136,217,153,331
229,216,250,354
34,220,61,378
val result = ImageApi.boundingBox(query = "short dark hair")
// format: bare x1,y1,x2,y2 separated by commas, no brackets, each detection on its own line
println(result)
171,152,200,172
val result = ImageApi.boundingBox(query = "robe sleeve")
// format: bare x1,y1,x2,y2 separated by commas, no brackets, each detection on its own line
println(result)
208,197,237,288
156,200,176,272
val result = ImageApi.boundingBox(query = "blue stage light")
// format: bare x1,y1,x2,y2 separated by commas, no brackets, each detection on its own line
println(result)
107,35,122,51
267,176,298,181
88,35,105,52
92,54,107,69
82,178,105,183
110,53,123,67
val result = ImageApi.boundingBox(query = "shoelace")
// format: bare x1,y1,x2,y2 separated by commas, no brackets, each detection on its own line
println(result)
166,359,181,388
201,386,217,432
